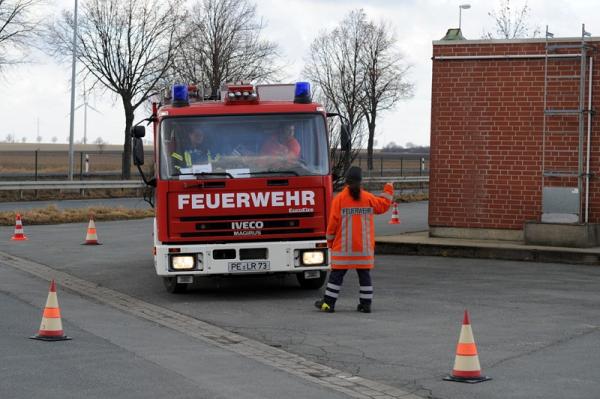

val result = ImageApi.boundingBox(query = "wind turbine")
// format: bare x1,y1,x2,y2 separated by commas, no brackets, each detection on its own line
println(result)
74,88,101,145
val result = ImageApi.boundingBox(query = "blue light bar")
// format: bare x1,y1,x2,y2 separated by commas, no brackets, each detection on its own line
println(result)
294,82,311,104
172,84,189,107
295,82,310,97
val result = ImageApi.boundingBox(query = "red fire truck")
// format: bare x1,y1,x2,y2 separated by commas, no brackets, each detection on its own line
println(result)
132,82,335,293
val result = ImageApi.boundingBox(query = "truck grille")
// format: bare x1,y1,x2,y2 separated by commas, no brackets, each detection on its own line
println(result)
174,212,318,239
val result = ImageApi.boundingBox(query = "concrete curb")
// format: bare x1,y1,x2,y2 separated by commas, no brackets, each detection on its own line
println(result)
375,233,600,266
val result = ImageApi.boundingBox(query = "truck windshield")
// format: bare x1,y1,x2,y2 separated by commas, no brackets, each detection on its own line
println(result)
159,114,329,179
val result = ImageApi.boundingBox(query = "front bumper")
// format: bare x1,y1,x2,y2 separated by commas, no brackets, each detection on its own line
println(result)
153,239,330,276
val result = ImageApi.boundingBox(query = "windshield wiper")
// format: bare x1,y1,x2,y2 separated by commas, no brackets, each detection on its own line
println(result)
238,170,299,176
177,172,234,179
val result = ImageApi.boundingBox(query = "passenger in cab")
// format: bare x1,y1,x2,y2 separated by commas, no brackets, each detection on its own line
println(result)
260,123,301,160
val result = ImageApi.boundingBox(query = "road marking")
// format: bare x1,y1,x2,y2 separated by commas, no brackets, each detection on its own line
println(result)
0,250,423,399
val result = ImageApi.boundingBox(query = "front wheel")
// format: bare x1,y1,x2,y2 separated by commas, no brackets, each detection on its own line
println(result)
296,271,327,290
163,277,188,294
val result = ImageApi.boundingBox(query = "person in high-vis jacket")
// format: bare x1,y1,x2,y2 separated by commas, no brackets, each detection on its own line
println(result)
315,166,394,313
171,125,219,172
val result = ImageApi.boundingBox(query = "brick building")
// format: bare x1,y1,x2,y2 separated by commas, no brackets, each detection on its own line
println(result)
429,33,600,245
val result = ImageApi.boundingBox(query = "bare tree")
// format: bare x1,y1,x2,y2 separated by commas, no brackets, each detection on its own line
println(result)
93,136,105,151
47,0,185,178
174,0,280,98
304,10,369,181
0,0,39,71
360,19,413,170
317,93,364,188
304,10,413,174
483,0,540,39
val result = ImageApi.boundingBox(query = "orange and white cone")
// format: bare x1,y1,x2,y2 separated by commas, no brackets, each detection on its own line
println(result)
444,310,491,383
30,280,71,341
82,217,101,245
388,202,401,224
11,213,28,241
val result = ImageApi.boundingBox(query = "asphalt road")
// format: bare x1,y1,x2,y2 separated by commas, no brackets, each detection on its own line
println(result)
1,216,599,399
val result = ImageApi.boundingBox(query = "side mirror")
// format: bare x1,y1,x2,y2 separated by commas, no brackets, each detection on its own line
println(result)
132,137,144,166
340,124,351,152
131,125,146,138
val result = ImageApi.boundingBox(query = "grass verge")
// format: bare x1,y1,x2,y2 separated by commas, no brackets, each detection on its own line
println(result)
395,192,428,202
0,205,154,226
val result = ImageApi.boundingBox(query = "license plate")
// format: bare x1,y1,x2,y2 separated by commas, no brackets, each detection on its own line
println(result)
303,270,321,279
228,261,270,272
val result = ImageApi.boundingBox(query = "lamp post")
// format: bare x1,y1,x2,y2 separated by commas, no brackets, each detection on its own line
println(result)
459,4,471,31
68,0,78,180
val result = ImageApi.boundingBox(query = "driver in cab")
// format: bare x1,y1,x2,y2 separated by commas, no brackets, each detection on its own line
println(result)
171,125,219,172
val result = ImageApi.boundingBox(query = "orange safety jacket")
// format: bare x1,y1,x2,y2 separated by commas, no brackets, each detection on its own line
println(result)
326,184,394,269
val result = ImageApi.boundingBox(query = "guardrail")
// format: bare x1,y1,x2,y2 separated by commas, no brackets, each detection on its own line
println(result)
0,180,146,191
0,176,428,191
363,176,428,183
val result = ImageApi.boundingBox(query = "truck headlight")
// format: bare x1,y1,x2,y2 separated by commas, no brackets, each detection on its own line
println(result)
171,255,196,270
302,250,325,266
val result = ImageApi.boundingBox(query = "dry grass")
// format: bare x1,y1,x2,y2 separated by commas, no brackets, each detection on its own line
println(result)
395,192,429,202
0,205,154,226
0,188,147,202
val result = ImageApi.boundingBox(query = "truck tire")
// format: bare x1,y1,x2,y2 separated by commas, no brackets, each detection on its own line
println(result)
296,271,327,290
163,277,188,294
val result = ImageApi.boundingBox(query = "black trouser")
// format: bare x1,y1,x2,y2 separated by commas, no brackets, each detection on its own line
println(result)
323,269,373,306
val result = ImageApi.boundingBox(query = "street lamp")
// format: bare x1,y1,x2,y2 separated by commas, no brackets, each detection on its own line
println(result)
68,0,79,180
459,4,471,31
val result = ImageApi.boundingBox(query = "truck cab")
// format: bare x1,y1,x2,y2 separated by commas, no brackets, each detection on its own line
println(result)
133,82,333,293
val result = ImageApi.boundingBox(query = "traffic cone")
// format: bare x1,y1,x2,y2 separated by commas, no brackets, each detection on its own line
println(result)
30,280,71,341
388,202,401,224
82,216,101,245
444,310,491,383
11,213,28,241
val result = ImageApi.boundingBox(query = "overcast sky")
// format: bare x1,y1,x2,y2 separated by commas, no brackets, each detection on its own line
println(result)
0,0,597,147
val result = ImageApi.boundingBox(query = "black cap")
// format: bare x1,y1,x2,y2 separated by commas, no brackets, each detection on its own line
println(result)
345,166,362,183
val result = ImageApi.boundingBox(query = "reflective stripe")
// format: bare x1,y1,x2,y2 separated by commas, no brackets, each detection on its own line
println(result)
326,234,335,240
332,251,374,257
325,290,339,298
43,307,61,318
359,286,373,291
381,192,393,201
327,283,341,290
332,259,374,265
346,214,353,252
362,214,369,254
171,152,183,161
341,214,347,253
359,293,374,299
184,152,192,166
456,343,478,356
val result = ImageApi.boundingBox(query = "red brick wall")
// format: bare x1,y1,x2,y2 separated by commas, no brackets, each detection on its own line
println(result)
429,40,600,230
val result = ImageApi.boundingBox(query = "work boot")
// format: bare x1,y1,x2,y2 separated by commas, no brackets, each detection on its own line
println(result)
314,299,334,313
356,303,371,313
